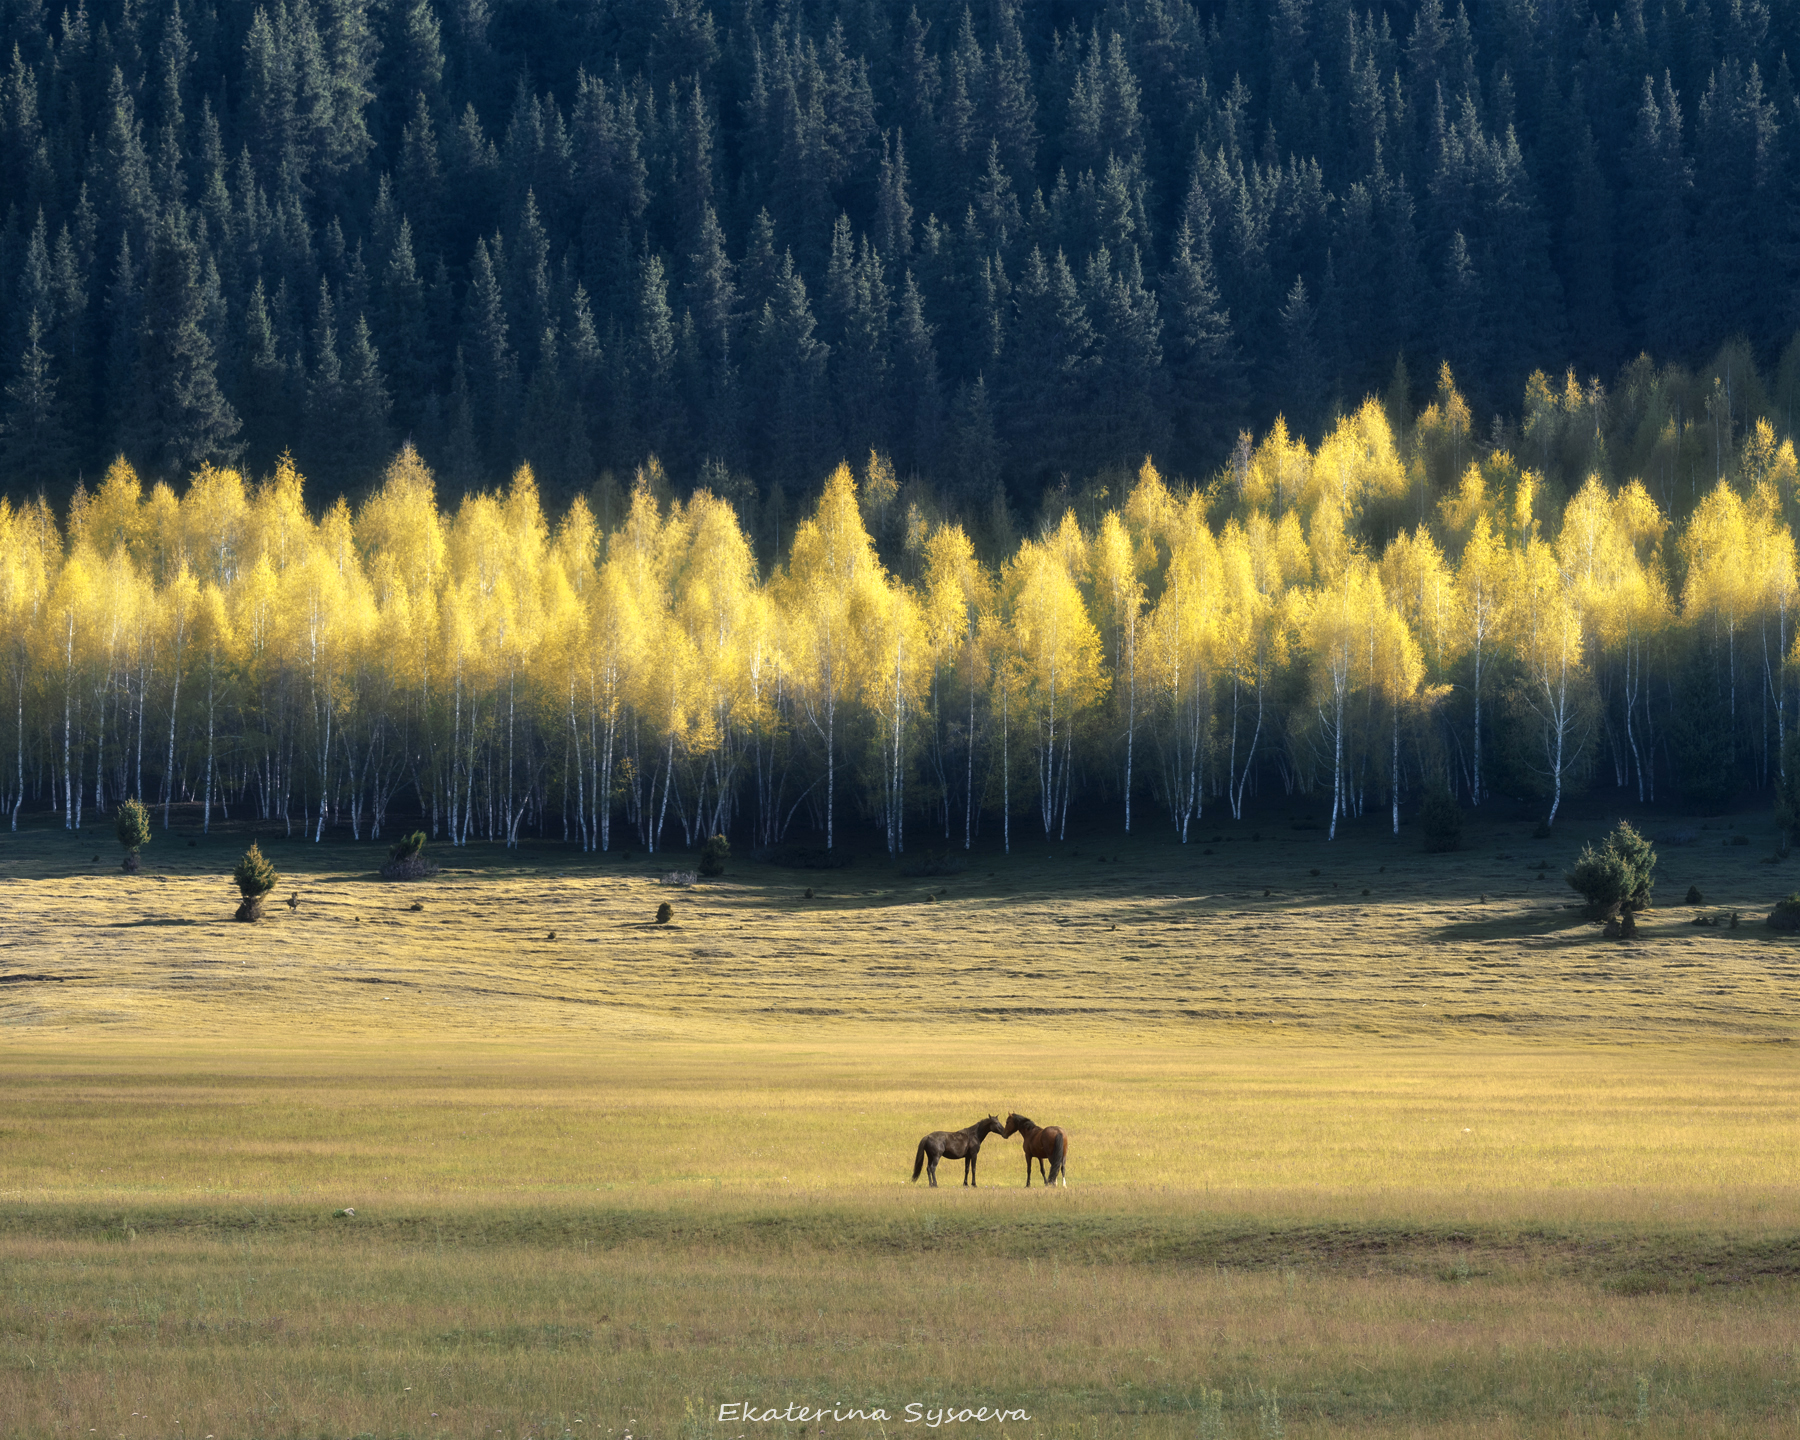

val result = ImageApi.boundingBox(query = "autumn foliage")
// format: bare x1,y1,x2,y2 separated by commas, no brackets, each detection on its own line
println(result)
7,370,1800,853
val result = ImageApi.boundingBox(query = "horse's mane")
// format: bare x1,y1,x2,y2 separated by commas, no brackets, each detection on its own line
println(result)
1009,1114,1035,1131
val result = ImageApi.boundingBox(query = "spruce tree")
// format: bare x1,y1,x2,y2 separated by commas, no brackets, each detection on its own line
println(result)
1,311,71,488
1278,275,1323,439
341,313,393,485
1163,211,1242,470
892,268,942,478
125,214,241,476
751,251,830,485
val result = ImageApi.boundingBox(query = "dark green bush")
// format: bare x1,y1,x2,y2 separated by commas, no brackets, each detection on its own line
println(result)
234,843,276,899
380,831,438,880
233,843,278,922
1566,820,1656,921
1684,885,1704,905
698,833,730,877
1767,894,1800,931
655,901,673,925
115,798,150,869
1420,781,1462,853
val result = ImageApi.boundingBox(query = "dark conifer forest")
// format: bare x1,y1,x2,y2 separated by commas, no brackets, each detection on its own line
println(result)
2,0,1799,514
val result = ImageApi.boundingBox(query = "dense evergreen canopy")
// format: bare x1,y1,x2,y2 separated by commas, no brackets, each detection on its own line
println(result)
2,0,1799,519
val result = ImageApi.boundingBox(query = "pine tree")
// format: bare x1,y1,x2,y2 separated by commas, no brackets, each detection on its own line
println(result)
1163,210,1242,470
380,216,432,429
341,313,393,485
949,373,1002,505
125,214,241,476
464,235,517,469
1,311,70,487
304,278,348,480
1626,73,1695,362
1278,275,1323,440
237,277,293,474
875,128,914,263
892,269,942,480
1085,247,1167,473
751,251,830,486
1003,247,1092,484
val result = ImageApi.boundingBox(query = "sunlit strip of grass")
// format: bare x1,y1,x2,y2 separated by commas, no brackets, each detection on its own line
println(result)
0,1039,1795,1228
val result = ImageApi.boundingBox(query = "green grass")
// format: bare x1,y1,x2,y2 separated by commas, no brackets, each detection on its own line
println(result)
2,801,1798,1436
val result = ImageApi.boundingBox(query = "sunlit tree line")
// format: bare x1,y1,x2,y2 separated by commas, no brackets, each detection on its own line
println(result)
6,371,1800,850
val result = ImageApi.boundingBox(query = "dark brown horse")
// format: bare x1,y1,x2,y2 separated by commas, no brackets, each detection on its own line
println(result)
1002,1113,1068,1186
911,1115,1004,1187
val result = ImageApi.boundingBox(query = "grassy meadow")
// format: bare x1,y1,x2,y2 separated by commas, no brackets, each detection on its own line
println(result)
2,801,1798,1437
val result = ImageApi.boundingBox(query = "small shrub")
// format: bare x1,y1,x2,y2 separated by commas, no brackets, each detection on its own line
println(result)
1532,820,1554,839
115,797,150,871
1685,885,1705,905
1767,893,1800,931
1728,833,1750,847
1729,910,1741,929
803,886,814,899
655,901,673,925
698,833,730,877
233,843,277,922
1566,820,1657,924
380,831,439,881
1420,782,1462,853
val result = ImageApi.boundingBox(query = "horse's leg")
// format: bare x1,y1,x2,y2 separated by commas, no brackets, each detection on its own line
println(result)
927,1151,938,1188
1023,1151,1031,1187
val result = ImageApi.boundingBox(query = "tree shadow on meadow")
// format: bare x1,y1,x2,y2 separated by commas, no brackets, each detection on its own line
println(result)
1429,904,1595,946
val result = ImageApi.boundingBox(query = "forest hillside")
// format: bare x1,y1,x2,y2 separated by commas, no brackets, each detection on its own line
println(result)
2,0,1799,516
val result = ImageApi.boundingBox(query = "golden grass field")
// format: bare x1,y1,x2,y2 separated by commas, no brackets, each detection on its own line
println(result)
2,803,1798,1438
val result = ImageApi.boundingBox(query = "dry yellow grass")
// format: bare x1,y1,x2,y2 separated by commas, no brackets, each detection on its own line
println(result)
2,807,1798,1436
0,1038,1796,1223
4,808,1799,1041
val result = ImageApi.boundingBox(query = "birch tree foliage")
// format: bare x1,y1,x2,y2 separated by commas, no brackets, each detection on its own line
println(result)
921,520,993,849
779,461,882,849
1005,513,1108,840
1511,535,1593,827
16,415,1800,847
1143,491,1220,840
1298,555,1383,840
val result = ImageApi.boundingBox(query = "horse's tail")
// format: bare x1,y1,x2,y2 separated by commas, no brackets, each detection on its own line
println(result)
912,1138,927,1181
1054,1132,1068,1183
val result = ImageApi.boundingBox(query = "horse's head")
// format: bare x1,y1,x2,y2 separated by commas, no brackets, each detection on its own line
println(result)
1003,1113,1030,1137
983,1114,1004,1137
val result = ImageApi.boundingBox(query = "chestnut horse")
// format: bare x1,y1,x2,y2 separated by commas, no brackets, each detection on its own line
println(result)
911,1115,1004,1187
1002,1113,1068,1186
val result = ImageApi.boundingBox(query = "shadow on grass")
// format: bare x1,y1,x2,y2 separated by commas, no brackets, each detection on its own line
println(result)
4,1203,1795,1291
1430,907,1593,945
